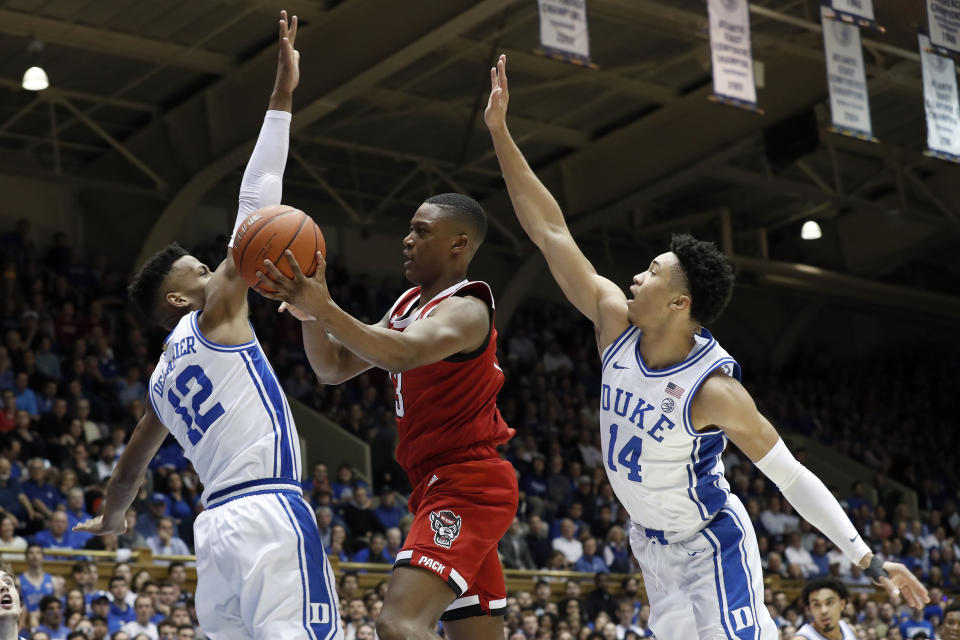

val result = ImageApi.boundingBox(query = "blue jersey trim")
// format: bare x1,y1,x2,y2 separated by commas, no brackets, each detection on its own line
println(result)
634,328,717,378
277,494,314,639
246,345,298,480
286,494,340,640
206,478,303,504
680,357,741,438
207,486,302,510
703,509,758,640
189,311,257,352
601,326,639,372
725,506,761,640
240,350,281,477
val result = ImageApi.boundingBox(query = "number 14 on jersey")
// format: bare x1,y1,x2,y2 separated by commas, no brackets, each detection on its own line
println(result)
606,423,643,482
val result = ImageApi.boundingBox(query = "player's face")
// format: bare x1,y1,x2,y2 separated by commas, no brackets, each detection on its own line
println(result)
626,251,687,328
943,611,960,640
807,588,844,633
166,255,212,313
402,204,460,286
0,571,20,618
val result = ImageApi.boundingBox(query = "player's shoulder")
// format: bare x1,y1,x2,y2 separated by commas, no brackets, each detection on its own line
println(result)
689,368,753,426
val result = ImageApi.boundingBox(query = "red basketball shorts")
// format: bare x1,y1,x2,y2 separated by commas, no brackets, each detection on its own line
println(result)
394,457,518,620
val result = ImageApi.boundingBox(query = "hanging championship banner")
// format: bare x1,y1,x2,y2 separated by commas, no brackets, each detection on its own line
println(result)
826,0,881,31
537,0,591,65
707,0,758,110
920,34,960,162
927,0,960,55
821,6,875,140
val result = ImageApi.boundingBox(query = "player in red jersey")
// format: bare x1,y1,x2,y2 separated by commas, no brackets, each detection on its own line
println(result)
257,193,518,640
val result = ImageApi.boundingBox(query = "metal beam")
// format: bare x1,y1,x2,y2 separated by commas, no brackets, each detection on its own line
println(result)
0,78,158,114
134,0,523,267
0,9,238,75
362,86,589,149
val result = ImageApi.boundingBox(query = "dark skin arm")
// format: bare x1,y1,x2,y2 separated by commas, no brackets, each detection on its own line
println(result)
258,251,489,373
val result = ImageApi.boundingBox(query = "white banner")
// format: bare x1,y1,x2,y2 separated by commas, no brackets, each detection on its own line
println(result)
828,0,876,25
538,0,591,64
821,6,873,139
920,34,960,160
707,0,758,108
927,0,960,55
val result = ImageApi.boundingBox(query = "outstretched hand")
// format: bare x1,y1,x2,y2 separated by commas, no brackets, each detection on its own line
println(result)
73,515,127,536
876,561,930,609
483,54,509,131
273,9,300,96
257,251,332,321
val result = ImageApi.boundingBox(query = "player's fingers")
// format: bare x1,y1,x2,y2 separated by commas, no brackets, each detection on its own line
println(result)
877,576,900,601
289,15,298,44
261,258,290,283
254,283,283,301
284,250,306,279
490,66,498,93
312,251,327,280
499,54,508,92
278,302,289,313
279,10,287,39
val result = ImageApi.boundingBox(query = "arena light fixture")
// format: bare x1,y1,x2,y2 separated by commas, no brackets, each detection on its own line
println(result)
800,220,822,240
22,40,48,91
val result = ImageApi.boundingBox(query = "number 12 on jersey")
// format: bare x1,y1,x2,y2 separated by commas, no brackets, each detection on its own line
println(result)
606,423,643,482
167,365,225,444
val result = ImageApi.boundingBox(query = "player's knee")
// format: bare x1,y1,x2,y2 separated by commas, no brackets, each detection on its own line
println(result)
376,615,419,640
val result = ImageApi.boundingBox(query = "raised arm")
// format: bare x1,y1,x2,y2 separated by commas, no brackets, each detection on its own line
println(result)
484,55,626,341
201,10,299,333
693,372,930,609
258,251,489,374
73,400,169,536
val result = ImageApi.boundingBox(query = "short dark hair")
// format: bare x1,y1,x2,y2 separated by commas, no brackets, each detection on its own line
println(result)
945,600,960,615
669,234,734,326
39,595,60,612
424,193,487,246
127,242,190,327
800,577,848,606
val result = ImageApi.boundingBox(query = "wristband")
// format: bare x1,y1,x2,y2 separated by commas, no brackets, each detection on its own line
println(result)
864,556,889,582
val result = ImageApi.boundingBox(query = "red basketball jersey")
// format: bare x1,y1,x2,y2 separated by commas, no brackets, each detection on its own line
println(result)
387,280,514,484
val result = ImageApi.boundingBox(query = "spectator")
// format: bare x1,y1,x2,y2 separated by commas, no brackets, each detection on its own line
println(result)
146,517,190,558
33,595,67,640
342,486,383,536
525,514,552,569
64,487,92,545
383,527,402,565
31,511,75,550
342,598,369,640
0,392,15,433
107,577,136,632
500,518,536,570
602,526,631,573
120,596,158,640
135,496,169,540
351,532,391,564
19,544,56,613
372,487,405,531
118,510,146,550
22,458,61,520
13,372,39,419
552,519,582,565
573,538,607,574
582,573,618,621
759,495,799,536
784,532,818,578
900,607,936,640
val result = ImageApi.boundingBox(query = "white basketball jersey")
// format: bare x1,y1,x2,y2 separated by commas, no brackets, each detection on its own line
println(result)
599,326,740,539
148,311,302,506
796,620,856,640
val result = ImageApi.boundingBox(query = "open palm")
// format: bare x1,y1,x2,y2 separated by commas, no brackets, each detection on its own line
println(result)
484,54,509,130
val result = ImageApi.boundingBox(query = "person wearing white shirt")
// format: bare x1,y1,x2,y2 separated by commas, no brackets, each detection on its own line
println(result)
785,533,820,577
760,495,800,536
120,595,159,640
552,519,583,564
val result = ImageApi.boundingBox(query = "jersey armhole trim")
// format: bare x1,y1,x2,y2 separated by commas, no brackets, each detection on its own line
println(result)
681,357,741,437
190,311,257,352
601,325,639,372
444,295,493,363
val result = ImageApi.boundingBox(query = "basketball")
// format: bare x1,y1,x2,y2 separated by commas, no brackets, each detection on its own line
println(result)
232,204,325,293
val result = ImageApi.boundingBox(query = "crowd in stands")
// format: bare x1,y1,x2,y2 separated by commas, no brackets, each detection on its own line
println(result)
0,219,958,638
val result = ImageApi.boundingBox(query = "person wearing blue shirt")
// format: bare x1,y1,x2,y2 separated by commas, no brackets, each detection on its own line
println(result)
106,577,135,633
351,532,392,564
900,607,937,639
0,458,34,525
135,494,169,539
32,595,68,640
31,511,77,550
18,545,55,613
373,488,406,531
63,488,93,547
21,458,63,520
12,373,38,419
573,537,609,574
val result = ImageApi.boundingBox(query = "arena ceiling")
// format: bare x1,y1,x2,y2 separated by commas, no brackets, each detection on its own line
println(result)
0,0,958,324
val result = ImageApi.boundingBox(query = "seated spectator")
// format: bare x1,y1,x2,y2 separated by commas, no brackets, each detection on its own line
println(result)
0,514,26,559
602,526,631,573
19,544,56,612
351,532,391,564
13,372,39,419
135,496,169,540
0,456,34,526
120,595,158,639
146,517,190,558
572,537,607,574
95,442,118,481
166,563,192,604
156,621,176,640
0,391,16,433
899,607,935,640
64,488,92,546
32,511,77,550
341,598,370,640
118,509,146,550
583,573,617,621
383,527,402,565
331,464,366,504
342,486,383,536
552,519,582,565
760,495,799,536
373,487,406,531
33,595,67,640
499,517,536,570
784,532,819,578
107,578,135,632
525,514,552,569
22,458,62,520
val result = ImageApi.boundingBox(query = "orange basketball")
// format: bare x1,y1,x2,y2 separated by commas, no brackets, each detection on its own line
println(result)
232,204,325,294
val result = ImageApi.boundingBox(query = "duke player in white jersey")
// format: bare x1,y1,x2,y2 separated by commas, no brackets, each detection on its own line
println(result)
793,579,856,640
74,13,341,640
484,55,928,639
